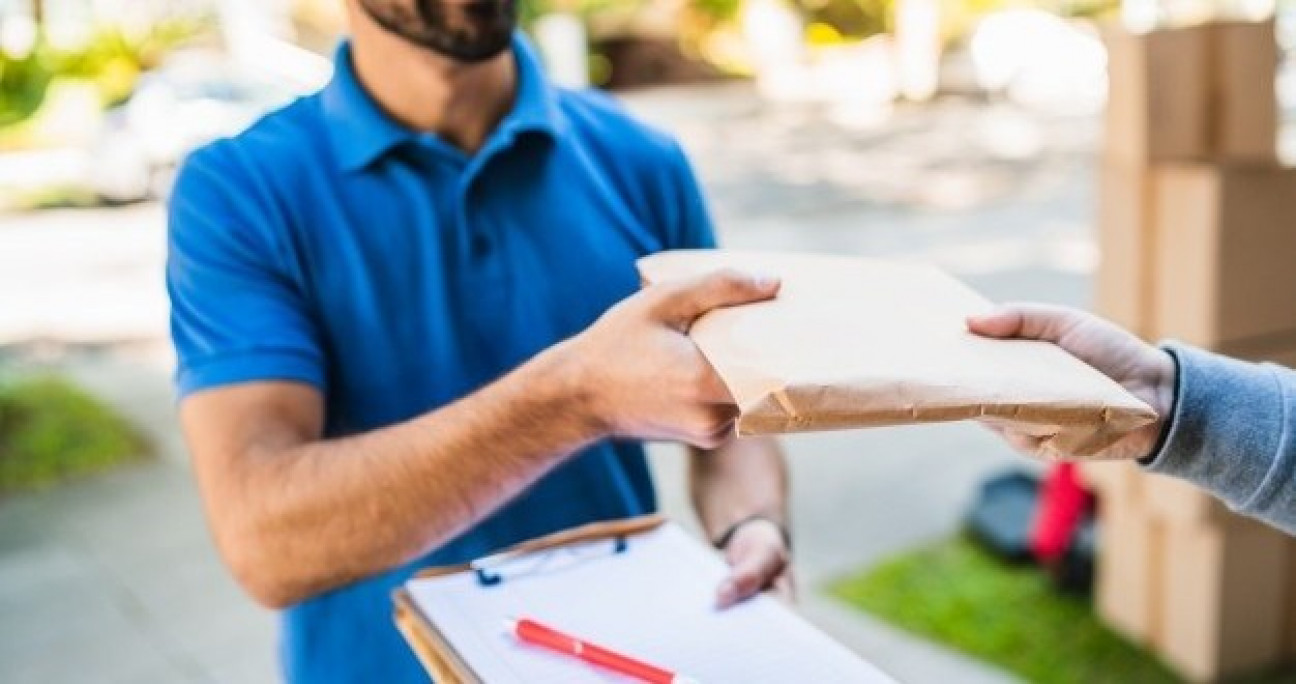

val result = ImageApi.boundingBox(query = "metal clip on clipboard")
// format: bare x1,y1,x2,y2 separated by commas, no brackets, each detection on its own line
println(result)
393,514,668,684
469,535,630,587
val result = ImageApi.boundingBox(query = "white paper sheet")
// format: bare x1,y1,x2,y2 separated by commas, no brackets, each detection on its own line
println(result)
405,524,894,683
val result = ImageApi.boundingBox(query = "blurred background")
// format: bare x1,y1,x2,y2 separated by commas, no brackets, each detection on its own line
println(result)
3,1,1296,682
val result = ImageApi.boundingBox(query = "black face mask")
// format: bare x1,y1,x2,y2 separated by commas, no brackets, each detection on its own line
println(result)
357,0,516,62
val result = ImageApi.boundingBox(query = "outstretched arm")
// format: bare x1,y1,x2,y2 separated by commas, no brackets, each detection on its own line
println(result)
969,304,1296,536
183,271,781,608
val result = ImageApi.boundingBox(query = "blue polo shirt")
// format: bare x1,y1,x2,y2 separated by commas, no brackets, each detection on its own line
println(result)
166,34,714,683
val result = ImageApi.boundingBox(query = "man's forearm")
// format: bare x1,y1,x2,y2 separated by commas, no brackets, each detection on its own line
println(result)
1144,344,1296,535
201,346,600,607
688,437,788,539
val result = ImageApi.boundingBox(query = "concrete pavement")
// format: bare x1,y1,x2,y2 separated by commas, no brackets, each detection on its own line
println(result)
0,354,277,684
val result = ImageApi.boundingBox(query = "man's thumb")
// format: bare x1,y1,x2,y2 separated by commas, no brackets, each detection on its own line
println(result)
659,269,780,329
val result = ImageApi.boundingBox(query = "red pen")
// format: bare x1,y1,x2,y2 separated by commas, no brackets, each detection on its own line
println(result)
505,617,699,684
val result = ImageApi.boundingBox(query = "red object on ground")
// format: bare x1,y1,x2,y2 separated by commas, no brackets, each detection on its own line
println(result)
1029,463,1091,562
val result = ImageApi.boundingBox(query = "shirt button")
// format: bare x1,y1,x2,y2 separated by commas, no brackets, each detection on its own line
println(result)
471,233,492,256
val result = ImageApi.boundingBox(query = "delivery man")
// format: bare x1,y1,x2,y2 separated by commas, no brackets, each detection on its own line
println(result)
166,1,792,681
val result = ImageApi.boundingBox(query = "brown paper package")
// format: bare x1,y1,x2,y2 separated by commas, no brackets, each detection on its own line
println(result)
637,250,1157,459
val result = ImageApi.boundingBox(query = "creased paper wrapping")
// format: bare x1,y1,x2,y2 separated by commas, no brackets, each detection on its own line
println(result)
637,250,1157,460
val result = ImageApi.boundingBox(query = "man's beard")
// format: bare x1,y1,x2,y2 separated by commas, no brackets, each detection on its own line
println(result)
357,0,515,62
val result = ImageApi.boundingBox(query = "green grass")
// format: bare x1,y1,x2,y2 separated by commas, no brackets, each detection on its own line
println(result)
7,184,103,211
831,536,1181,684
0,375,147,493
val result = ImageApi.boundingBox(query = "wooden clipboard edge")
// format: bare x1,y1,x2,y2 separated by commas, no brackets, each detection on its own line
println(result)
392,514,668,682
394,589,482,684
413,513,668,580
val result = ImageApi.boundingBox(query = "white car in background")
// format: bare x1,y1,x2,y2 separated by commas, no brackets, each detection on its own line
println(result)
969,9,1109,115
89,51,297,203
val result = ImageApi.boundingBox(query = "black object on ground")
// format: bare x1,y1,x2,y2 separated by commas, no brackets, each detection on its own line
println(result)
1051,516,1096,595
965,469,1040,563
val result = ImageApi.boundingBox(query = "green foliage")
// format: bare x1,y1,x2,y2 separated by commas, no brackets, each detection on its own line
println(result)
9,184,101,211
0,16,209,129
689,0,745,26
0,376,147,494
54,19,208,106
834,536,1296,682
519,0,647,26
1060,0,1120,19
832,536,1181,684
0,50,54,128
796,0,894,39
940,0,1118,45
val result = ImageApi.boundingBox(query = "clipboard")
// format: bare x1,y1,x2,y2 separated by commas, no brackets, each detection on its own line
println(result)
393,514,894,684
393,515,667,684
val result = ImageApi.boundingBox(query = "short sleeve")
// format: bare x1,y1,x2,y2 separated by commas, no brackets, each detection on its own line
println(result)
663,140,718,250
167,145,325,398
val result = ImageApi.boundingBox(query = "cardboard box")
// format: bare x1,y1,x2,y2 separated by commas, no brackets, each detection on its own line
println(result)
1287,540,1296,659
1095,162,1156,338
1150,165,1296,348
1104,24,1211,162
1144,472,1227,525
1220,339,1296,369
1097,495,1164,643
1103,21,1278,164
1081,459,1145,505
1157,515,1290,681
1077,459,1119,495
1212,20,1280,162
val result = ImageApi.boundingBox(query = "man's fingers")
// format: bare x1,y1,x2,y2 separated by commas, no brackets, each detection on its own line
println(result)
698,412,739,446
657,269,781,330
770,573,796,605
987,424,1045,455
688,419,737,450
966,303,1087,344
716,546,787,609
694,357,737,404
1004,432,1045,455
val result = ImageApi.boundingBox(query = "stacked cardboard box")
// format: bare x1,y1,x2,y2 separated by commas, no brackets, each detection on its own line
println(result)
1084,464,1164,642
1091,17,1296,682
1097,20,1280,335
1083,459,1296,681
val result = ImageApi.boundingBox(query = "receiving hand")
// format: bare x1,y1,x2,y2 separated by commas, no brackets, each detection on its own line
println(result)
967,303,1177,461
715,518,794,609
561,269,780,449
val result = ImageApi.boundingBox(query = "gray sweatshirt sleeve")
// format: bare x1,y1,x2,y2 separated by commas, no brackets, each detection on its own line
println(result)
1142,343,1296,535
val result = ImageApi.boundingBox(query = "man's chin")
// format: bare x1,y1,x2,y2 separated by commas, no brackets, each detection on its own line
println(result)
430,31,514,62
357,0,515,62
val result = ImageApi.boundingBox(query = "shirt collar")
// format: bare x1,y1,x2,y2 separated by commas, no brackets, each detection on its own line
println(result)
322,32,565,173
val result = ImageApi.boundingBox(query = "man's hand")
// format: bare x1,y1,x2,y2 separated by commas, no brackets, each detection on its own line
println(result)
967,303,1177,461
716,518,794,608
557,269,780,448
